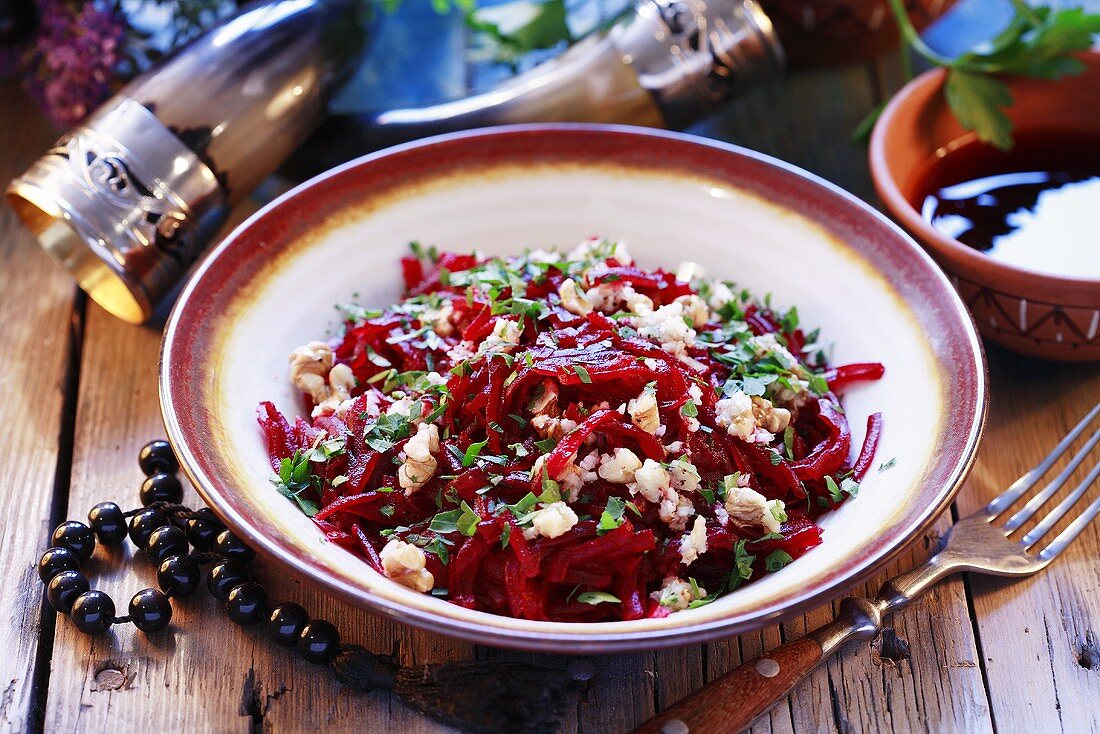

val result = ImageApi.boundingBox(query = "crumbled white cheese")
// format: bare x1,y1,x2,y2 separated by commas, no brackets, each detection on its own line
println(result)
597,448,643,484
635,301,696,356
678,516,709,566
708,281,736,311
651,576,706,611
676,261,706,283
422,301,455,337
424,371,448,387
479,318,523,354
715,390,757,441
380,539,434,593
724,485,786,535
683,383,703,433
627,387,661,435
522,501,579,540
578,449,600,472
558,278,593,316
568,238,633,266
397,422,439,494
527,248,561,264
749,333,802,373
386,396,419,421
447,340,476,363
584,283,654,316
659,492,695,531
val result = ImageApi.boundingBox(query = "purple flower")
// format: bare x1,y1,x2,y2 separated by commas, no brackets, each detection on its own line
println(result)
23,0,128,128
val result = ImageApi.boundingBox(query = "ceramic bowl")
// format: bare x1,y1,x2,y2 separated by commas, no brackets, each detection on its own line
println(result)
869,52,1100,361
161,125,986,653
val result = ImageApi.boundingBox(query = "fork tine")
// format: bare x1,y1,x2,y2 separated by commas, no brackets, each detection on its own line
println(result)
985,402,1100,518
1020,456,1100,549
1003,425,1100,532
1039,493,1100,561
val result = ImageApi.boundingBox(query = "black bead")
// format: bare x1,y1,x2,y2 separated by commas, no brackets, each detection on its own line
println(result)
268,603,309,647
157,554,201,598
214,530,256,563
51,521,95,561
70,590,114,635
207,559,250,601
185,508,223,550
297,620,340,664
128,507,167,547
225,582,268,626
87,502,128,545
129,588,172,633
46,570,89,613
38,547,80,583
144,525,188,564
140,473,183,506
139,440,179,476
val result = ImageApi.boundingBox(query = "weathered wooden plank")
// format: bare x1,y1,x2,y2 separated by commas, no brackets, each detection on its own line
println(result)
954,348,1100,734
0,84,80,734
42,297,474,733
684,55,993,734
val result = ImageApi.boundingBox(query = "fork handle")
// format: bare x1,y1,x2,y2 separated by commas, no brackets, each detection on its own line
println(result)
630,637,824,734
631,598,885,734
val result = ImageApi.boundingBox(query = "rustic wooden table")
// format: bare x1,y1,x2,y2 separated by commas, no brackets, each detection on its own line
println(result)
3,13,1100,733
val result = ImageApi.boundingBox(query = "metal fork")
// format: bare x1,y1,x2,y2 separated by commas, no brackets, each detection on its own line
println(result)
633,402,1100,734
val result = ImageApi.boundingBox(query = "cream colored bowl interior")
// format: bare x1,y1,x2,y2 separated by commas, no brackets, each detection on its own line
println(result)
207,164,942,641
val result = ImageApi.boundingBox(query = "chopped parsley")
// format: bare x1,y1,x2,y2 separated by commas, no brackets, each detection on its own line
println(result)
576,591,620,605
597,496,627,535
764,550,793,572
271,450,321,517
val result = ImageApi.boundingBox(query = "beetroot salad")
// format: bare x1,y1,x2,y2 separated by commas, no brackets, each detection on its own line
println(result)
257,239,885,622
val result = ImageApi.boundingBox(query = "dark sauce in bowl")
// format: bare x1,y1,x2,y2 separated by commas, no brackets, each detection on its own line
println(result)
916,130,1100,278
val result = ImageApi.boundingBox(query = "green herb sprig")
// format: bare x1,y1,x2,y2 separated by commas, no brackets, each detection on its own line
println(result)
870,0,1100,150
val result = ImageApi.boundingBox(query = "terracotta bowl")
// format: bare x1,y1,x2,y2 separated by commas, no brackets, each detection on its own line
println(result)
870,52,1100,361
161,125,986,653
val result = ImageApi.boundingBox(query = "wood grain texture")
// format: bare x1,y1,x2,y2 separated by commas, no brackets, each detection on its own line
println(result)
42,301,473,734
952,346,1100,734
4,13,1100,734
0,84,78,734
632,637,825,734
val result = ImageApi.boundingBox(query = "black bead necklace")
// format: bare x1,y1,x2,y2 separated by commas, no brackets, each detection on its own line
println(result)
40,439,343,662
36,440,582,734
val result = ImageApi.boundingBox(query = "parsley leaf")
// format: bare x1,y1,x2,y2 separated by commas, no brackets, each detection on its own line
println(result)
576,590,620,605
883,0,1100,150
573,364,593,384
271,449,321,517
944,70,1015,151
462,438,489,467
764,550,794,572
728,540,756,590
597,496,627,535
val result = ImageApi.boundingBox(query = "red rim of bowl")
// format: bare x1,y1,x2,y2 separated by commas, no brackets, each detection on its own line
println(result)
160,124,988,652
869,57,1100,292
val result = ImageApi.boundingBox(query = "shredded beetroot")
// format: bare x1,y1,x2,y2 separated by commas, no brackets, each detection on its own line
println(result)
257,240,885,622
823,362,886,391
852,413,884,482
